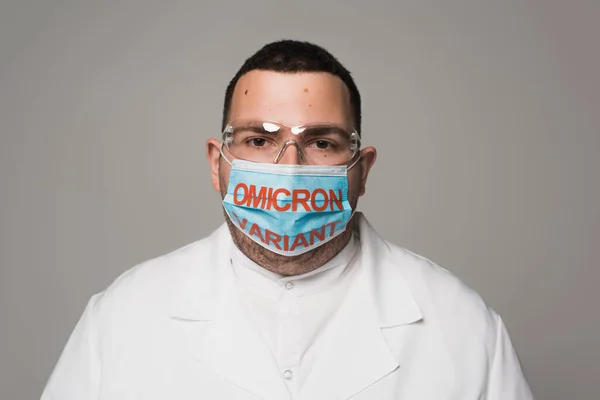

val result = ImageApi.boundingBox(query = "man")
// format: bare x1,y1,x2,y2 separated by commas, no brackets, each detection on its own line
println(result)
42,40,534,399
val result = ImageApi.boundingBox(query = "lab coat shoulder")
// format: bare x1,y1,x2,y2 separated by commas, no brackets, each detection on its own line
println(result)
96,236,211,320
379,240,534,399
42,226,225,400
93,222,230,336
389,244,498,348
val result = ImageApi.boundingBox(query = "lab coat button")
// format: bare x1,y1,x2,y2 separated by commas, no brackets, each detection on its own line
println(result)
285,282,294,290
283,369,293,380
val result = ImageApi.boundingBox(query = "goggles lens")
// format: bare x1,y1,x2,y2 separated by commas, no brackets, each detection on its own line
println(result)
223,121,360,165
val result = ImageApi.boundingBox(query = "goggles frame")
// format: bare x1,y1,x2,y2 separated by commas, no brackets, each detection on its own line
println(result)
221,120,361,166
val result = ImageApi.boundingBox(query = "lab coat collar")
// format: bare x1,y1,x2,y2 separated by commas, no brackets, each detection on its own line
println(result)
300,213,423,399
168,223,232,321
169,213,423,400
357,213,423,328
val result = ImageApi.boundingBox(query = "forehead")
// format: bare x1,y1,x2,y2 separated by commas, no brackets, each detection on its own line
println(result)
229,70,353,127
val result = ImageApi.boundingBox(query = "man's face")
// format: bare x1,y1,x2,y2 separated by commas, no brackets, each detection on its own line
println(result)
207,70,376,274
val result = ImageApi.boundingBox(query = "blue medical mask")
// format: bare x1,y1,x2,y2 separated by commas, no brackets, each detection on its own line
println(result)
221,154,359,257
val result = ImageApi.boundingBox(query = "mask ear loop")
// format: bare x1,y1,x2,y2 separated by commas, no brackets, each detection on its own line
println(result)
344,151,361,227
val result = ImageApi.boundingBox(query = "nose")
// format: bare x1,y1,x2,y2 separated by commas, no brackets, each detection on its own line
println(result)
274,141,305,165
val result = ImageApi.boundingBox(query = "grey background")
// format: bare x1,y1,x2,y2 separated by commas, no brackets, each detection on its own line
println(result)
0,0,598,399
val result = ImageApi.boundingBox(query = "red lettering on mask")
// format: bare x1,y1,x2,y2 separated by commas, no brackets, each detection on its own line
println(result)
292,189,311,212
309,225,327,245
265,187,275,210
272,188,291,211
290,232,309,251
265,229,282,250
283,234,290,251
327,220,340,236
233,183,248,205
232,185,345,213
329,189,343,211
248,223,265,243
232,212,247,230
246,185,268,209
311,188,328,212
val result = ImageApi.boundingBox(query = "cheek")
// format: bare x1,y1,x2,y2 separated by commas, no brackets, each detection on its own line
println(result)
218,159,231,197
346,169,363,199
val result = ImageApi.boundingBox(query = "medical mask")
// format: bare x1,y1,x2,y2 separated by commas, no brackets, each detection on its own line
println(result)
221,156,358,257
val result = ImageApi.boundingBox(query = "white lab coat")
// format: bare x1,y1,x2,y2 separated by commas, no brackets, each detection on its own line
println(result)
42,213,534,399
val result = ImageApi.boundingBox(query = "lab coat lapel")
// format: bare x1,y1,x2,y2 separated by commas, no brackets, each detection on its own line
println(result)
171,225,291,400
194,265,292,400
301,214,423,400
301,268,399,400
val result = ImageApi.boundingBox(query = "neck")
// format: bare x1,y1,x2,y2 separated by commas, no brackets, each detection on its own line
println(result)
225,213,356,276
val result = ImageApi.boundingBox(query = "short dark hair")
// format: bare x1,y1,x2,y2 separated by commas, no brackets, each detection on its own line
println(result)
222,40,361,135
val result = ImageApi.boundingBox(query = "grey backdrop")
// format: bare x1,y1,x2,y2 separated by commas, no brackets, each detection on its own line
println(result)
1,1,598,399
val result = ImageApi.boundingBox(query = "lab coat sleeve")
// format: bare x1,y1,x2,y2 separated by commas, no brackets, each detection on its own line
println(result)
41,293,103,400
485,313,535,400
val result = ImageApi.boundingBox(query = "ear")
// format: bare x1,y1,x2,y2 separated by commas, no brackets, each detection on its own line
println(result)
206,138,222,192
357,146,377,196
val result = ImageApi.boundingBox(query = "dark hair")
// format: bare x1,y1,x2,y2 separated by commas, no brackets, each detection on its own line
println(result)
222,40,361,135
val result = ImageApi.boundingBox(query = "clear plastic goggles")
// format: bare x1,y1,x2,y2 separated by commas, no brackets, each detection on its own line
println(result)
221,120,361,166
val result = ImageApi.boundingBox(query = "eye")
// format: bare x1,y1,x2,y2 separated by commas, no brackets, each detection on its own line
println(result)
315,140,330,149
308,139,337,150
248,137,267,147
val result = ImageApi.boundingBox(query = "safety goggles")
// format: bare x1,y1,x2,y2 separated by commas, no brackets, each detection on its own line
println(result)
221,120,361,166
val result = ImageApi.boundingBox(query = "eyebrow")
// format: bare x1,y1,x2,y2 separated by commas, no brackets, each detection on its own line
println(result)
233,125,280,135
301,125,350,137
